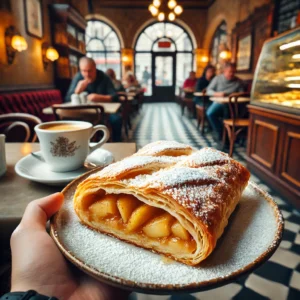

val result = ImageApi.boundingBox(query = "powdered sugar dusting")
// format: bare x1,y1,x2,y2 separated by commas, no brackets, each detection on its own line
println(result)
54,182,282,288
134,140,194,156
148,167,220,189
89,156,177,179
178,148,231,167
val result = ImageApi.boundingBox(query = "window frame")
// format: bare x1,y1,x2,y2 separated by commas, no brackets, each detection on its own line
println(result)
86,19,122,77
134,21,195,96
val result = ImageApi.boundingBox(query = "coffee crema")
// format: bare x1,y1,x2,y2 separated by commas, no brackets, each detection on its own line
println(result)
41,124,86,131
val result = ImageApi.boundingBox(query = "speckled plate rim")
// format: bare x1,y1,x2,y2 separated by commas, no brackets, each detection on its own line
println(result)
50,168,284,294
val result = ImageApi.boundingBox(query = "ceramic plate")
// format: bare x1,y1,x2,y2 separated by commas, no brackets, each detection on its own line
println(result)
50,169,283,294
15,149,114,186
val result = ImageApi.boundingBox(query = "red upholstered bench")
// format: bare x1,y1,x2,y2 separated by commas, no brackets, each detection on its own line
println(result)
0,89,63,122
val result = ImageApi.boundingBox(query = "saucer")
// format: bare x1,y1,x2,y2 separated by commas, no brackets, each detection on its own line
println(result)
15,149,114,186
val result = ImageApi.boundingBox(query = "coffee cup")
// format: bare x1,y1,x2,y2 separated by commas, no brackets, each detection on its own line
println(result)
71,94,81,105
35,121,110,172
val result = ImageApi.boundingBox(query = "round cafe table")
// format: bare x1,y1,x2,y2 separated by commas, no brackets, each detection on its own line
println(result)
193,92,204,97
209,96,250,104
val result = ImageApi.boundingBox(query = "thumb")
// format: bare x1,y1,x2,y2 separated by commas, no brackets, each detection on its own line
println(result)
19,193,64,231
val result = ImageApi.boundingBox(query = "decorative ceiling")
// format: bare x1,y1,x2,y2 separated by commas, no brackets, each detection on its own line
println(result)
92,0,215,9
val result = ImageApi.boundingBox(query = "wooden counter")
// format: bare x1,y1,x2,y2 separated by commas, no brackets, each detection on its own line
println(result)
247,105,300,208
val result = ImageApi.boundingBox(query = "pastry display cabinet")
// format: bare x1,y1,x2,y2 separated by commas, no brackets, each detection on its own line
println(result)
247,28,300,208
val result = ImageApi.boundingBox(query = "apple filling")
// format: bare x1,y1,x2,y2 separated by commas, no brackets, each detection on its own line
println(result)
86,193,196,254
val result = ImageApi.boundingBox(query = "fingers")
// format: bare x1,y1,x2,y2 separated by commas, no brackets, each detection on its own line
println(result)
19,193,64,231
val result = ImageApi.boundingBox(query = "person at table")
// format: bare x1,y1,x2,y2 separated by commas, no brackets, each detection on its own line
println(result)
182,71,197,98
124,73,141,92
183,71,197,91
1,193,129,300
193,64,216,105
106,68,125,92
65,57,122,142
206,62,244,140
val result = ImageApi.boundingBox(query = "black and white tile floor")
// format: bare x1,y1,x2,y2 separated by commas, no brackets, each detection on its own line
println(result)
127,103,300,300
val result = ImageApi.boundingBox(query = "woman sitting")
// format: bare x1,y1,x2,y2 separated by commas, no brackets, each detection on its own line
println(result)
193,65,216,105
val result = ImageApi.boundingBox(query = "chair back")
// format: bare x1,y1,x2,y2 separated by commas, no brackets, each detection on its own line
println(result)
117,93,130,118
52,104,105,126
0,113,42,142
228,92,250,130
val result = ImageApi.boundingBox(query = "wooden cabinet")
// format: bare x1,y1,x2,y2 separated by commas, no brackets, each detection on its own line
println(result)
247,105,300,208
49,4,86,97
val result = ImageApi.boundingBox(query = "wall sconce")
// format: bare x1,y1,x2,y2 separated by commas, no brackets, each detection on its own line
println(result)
219,50,232,61
122,55,131,67
5,26,28,64
200,56,209,63
42,42,59,70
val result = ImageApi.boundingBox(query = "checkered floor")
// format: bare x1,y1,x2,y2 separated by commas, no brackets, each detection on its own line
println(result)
127,103,300,300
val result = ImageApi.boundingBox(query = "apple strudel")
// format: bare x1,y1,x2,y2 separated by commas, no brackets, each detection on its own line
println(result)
74,141,250,266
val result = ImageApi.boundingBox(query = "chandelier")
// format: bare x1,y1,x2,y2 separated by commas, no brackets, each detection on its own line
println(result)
149,0,183,22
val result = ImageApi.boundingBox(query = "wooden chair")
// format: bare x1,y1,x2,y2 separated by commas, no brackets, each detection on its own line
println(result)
181,89,195,117
52,104,105,126
222,92,251,157
0,113,42,142
117,93,131,138
195,89,209,135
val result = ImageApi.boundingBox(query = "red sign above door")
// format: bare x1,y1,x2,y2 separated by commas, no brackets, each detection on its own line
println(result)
158,41,171,48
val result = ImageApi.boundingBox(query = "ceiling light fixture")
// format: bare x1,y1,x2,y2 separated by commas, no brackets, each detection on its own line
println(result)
168,12,175,21
149,0,183,22
153,0,161,7
158,12,165,21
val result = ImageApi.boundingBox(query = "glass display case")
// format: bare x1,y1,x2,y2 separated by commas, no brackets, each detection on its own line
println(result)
251,28,300,114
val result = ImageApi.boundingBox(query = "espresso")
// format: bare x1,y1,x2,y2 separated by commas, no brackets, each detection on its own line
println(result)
41,124,86,131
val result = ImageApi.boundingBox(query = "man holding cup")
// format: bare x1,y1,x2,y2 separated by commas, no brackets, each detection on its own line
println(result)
65,57,122,142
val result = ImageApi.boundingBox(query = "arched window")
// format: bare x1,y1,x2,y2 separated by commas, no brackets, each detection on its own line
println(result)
210,21,227,66
134,22,194,96
86,20,121,79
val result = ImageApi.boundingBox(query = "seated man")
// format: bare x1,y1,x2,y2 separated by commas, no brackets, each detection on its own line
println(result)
65,57,122,142
206,62,244,140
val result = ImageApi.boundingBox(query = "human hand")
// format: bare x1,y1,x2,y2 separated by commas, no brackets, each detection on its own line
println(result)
10,193,129,300
214,92,225,97
75,79,91,94
87,93,99,102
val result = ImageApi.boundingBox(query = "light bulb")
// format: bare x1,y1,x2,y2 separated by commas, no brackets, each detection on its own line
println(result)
200,56,209,63
46,47,59,61
158,12,165,21
153,0,161,8
11,35,28,52
168,12,176,21
174,5,183,15
168,0,177,9
122,55,129,62
219,50,231,60
148,4,158,16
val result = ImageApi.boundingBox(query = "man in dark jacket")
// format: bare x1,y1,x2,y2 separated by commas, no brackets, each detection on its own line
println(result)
65,57,122,141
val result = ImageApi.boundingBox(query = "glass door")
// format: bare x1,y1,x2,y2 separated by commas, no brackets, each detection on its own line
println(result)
152,53,176,102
